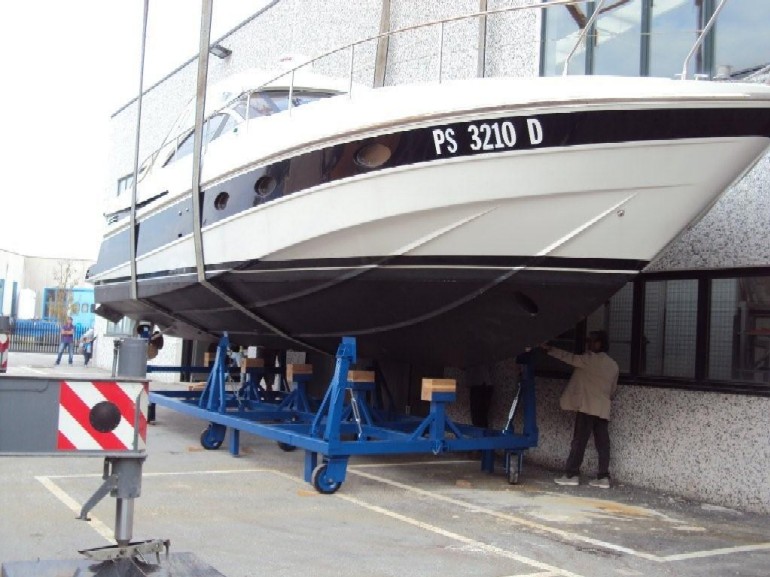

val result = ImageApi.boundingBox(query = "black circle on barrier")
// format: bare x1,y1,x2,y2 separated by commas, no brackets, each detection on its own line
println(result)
89,401,122,433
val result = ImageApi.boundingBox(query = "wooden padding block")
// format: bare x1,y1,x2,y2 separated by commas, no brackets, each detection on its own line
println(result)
287,363,313,381
347,370,375,383
240,358,265,372
421,378,456,401
188,382,207,392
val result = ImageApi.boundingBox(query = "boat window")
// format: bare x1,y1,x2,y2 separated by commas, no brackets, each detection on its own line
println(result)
163,112,238,167
234,90,334,119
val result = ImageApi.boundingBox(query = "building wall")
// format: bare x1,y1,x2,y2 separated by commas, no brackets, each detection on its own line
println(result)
0,250,93,318
446,361,770,514
91,315,185,383
647,152,770,271
106,0,770,512
0,250,25,316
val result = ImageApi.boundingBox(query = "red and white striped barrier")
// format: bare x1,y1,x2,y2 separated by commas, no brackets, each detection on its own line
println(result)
0,332,8,373
56,381,149,452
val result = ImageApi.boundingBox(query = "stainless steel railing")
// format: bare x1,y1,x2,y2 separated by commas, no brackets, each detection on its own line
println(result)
132,0,730,188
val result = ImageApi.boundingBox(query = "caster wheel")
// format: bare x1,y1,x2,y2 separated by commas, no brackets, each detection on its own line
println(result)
277,442,297,452
311,464,341,494
200,423,225,450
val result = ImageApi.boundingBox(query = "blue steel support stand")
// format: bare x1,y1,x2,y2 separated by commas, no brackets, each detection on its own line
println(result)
303,337,357,493
502,350,538,484
149,335,540,493
198,334,230,450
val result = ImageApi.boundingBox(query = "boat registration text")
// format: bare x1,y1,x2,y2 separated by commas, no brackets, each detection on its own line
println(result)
432,117,544,156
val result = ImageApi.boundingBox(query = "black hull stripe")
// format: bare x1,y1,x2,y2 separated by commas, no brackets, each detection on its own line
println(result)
90,255,648,286
89,106,770,277
92,267,636,366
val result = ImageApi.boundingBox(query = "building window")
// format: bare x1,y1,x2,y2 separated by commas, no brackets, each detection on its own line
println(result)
712,0,770,77
561,270,770,395
587,283,633,372
541,0,767,79
642,279,698,378
593,0,643,76
648,0,708,78
117,174,134,197
710,277,770,384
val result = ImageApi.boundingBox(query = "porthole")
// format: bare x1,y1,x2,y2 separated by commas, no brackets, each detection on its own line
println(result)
354,142,391,169
214,191,229,210
254,175,277,198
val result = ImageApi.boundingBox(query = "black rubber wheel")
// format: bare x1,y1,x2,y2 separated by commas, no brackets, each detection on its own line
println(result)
311,464,341,494
200,424,224,450
277,442,297,452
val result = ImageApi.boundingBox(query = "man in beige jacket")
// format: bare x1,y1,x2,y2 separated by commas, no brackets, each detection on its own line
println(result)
542,330,619,488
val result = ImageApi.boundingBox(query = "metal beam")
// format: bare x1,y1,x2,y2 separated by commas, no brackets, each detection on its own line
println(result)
129,0,149,300
373,0,391,87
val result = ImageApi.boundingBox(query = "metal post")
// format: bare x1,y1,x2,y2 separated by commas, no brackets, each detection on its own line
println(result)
477,0,488,78
373,0,391,87
129,0,149,300
191,0,215,283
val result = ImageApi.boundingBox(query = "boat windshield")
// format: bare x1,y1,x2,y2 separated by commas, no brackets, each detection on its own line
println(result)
163,89,335,168
234,89,333,118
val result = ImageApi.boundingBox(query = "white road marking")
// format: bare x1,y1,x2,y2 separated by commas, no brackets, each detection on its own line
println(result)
35,476,114,543
661,543,770,561
348,467,657,561
36,465,770,566
336,492,585,577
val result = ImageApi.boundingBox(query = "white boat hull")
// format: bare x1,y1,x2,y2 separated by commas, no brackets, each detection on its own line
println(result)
88,76,770,365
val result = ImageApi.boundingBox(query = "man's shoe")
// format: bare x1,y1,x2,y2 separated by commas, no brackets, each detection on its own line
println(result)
554,475,579,486
589,477,611,489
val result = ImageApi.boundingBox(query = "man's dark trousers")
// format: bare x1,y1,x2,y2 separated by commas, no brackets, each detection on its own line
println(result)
565,411,610,479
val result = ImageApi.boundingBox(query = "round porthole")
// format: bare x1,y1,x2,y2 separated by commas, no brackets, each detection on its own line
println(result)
254,175,277,198
354,142,391,169
214,191,229,210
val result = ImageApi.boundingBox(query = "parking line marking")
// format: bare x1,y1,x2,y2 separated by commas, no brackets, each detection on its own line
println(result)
337,492,584,577
36,476,114,543
661,543,770,561
348,468,660,561
38,466,770,565
36,467,578,575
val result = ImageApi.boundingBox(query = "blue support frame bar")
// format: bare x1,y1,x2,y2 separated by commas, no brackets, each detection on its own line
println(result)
149,336,539,494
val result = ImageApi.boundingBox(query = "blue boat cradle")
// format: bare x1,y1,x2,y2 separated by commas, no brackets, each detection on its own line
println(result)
149,335,539,493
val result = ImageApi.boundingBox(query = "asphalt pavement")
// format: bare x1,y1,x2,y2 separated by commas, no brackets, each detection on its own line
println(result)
1,352,769,577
